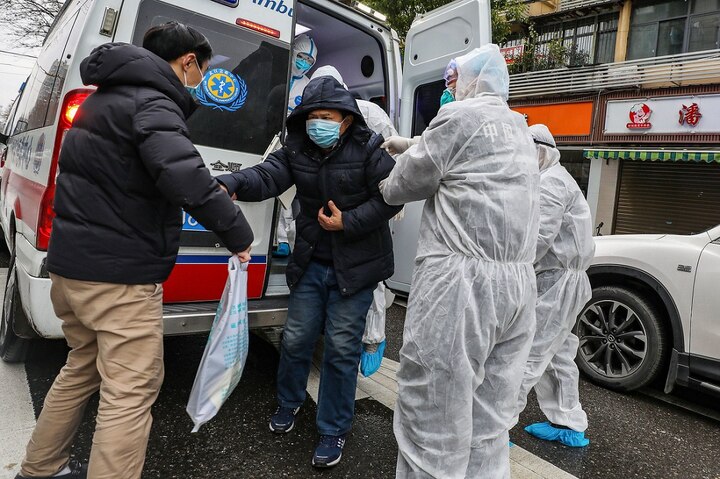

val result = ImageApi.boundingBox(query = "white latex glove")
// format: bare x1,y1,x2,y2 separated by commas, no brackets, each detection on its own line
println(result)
381,136,414,155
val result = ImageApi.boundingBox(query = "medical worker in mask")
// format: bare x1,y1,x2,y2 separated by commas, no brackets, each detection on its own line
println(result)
310,65,398,377
511,124,594,448
380,44,540,478
217,76,401,468
440,59,458,106
383,58,457,156
274,33,319,257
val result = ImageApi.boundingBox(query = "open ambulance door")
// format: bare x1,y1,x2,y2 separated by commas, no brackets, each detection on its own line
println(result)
386,0,491,294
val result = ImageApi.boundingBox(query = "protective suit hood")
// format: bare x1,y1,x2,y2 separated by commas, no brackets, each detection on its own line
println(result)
455,44,510,102
530,124,561,172
311,65,348,89
291,34,317,78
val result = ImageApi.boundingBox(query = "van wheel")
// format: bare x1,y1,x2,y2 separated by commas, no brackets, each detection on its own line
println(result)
0,264,30,362
574,285,668,392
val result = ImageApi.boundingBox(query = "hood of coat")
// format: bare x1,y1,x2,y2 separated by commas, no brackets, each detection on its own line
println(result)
80,43,196,118
286,76,370,149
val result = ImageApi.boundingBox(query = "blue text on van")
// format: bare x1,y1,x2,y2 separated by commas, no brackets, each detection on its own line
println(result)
252,0,293,17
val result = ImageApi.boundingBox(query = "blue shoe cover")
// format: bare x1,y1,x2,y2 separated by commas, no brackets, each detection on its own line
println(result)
509,441,515,448
360,340,386,377
273,242,291,258
524,422,589,448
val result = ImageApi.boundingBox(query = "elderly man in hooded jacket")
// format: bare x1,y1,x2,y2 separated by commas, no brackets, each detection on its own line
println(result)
380,44,540,478
218,76,401,468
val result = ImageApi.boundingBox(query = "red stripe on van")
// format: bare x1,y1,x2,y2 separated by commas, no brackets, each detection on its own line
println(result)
163,263,266,302
5,169,45,232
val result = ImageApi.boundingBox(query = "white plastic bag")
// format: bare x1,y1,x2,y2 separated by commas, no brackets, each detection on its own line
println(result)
363,282,386,345
187,257,249,432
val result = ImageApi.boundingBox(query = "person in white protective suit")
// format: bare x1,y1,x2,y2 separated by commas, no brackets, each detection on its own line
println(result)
274,34,318,257
511,124,595,448
310,65,398,377
379,44,540,479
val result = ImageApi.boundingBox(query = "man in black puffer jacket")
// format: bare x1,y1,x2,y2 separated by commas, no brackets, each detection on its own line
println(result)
17,24,253,479
218,76,401,468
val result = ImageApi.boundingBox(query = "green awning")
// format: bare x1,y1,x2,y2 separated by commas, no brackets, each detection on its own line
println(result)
583,149,720,163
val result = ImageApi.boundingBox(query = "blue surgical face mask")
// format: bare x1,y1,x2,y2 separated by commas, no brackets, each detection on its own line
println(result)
295,58,312,74
185,85,199,101
440,88,455,106
306,118,343,149
184,59,204,103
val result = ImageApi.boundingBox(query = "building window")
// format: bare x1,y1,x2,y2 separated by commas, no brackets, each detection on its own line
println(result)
535,13,618,66
628,0,720,60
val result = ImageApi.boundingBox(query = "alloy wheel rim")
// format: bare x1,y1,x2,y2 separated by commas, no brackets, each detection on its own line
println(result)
577,300,648,378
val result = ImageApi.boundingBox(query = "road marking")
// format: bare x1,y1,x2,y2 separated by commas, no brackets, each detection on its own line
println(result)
0,269,35,479
308,352,577,479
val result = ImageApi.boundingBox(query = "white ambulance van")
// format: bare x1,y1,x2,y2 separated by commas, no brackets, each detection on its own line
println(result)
0,0,489,362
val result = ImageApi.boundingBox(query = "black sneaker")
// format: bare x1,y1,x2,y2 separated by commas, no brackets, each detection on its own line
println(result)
311,434,346,468
16,459,87,478
269,405,300,433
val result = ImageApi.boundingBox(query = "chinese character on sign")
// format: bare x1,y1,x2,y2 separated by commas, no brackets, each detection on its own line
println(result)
679,103,702,127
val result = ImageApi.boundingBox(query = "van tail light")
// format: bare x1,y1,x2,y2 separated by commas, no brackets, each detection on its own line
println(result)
36,89,93,251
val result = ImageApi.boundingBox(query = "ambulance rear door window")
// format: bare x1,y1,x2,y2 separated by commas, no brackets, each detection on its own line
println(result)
133,1,290,155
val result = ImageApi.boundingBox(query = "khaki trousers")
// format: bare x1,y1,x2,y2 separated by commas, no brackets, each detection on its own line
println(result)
21,274,164,479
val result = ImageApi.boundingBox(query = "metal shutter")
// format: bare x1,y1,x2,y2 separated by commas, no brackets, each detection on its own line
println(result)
614,160,720,235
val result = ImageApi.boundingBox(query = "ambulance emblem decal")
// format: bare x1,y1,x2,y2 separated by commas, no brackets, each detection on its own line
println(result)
196,68,248,112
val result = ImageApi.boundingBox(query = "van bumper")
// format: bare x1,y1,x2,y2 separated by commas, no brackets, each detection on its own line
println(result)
17,262,288,339
162,297,288,335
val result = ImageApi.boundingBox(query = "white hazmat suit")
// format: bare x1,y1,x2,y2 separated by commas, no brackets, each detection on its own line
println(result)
380,44,540,479
287,34,317,114
276,34,318,249
310,66,398,374
512,124,595,435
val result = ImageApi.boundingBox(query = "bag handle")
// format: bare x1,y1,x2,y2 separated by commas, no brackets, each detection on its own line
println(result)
228,256,249,276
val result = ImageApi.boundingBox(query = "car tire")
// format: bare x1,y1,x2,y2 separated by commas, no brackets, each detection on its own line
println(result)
0,263,31,363
575,285,668,392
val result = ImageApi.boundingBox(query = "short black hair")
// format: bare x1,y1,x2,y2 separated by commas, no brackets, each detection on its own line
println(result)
142,21,213,65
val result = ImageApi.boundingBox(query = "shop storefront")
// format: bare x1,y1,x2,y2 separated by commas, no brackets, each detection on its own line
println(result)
589,89,720,235
511,87,720,236
584,149,720,235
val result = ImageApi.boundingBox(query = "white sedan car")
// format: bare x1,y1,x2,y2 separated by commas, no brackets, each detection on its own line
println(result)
576,224,720,395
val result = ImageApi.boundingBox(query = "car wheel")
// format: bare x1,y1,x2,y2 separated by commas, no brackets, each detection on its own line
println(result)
0,263,30,362
575,285,668,392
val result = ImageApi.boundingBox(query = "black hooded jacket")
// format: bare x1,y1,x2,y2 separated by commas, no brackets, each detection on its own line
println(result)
47,43,254,284
218,77,401,296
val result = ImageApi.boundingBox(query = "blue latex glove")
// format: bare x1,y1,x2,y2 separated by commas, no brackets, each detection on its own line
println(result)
360,340,386,377
524,422,590,448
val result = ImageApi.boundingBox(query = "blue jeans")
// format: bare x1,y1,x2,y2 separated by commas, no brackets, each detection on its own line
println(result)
277,261,374,436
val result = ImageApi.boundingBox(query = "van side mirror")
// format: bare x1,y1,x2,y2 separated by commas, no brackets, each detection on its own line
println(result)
0,133,8,145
